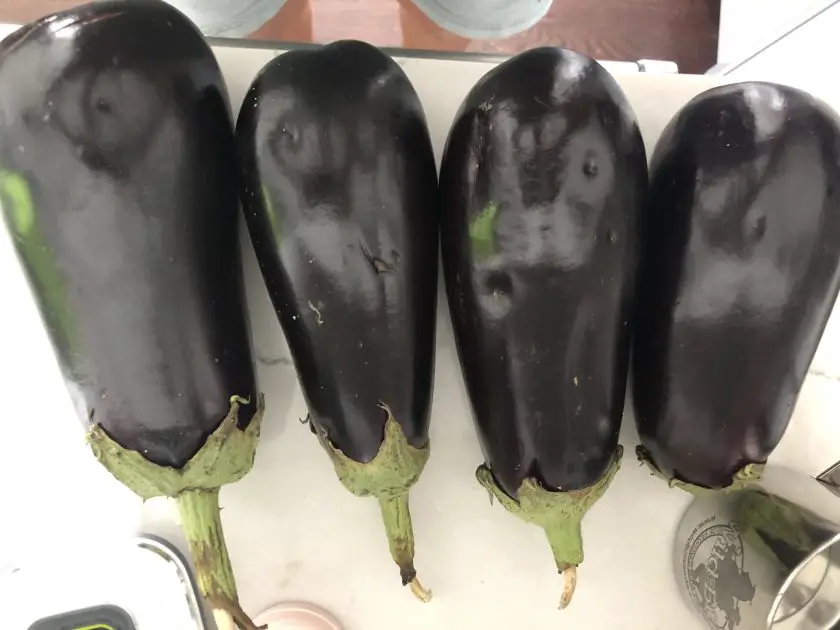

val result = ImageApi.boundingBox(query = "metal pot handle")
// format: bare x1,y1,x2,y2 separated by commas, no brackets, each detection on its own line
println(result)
818,460,840,496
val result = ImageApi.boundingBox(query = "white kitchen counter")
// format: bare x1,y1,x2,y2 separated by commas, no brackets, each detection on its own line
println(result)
2,41,839,630
716,0,834,65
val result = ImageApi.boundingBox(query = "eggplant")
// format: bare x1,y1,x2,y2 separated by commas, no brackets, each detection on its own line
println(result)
0,2,263,628
236,41,438,599
439,47,647,607
632,82,840,491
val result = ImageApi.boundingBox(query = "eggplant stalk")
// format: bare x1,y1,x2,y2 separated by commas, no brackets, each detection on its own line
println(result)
477,446,623,609
177,489,261,630
378,494,432,601
315,402,431,601
88,395,265,629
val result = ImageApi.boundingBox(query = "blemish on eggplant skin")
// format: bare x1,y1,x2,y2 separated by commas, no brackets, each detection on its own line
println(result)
372,257,394,273
361,241,396,274
308,300,324,325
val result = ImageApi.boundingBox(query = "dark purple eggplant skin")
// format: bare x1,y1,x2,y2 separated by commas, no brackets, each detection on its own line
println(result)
632,82,840,489
0,0,258,468
236,41,438,462
440,47,647,498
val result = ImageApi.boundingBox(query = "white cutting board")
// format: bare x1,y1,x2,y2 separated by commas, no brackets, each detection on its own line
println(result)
1,40,838,630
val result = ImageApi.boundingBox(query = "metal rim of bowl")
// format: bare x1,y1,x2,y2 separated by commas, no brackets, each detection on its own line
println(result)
767,531,840,628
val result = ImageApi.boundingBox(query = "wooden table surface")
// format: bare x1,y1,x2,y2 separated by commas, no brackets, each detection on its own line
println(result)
0,0,720,73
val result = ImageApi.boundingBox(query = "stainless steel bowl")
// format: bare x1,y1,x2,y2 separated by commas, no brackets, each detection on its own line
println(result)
1,534,206,629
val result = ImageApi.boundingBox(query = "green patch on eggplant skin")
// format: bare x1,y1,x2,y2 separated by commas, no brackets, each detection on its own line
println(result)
88,394,265,500
0,169,81,372
469,200,499,262
261,184,280,239
0,169,35,234
88,394,266,630
635,445,765,495
476,446,623,575
314,402,432,601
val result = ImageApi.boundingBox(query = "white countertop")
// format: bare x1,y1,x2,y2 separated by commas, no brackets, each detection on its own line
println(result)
1,42,839,630
717,0,834,64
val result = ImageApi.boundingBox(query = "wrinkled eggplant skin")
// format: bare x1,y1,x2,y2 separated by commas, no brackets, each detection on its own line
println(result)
237,41,438,463
440,48,647,497
633,82,840,488
0,0,258,468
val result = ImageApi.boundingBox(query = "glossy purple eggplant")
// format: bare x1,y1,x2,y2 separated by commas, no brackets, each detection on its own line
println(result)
237,40,438,599
440,47,647,607
0,2,262,627
633,82,840,490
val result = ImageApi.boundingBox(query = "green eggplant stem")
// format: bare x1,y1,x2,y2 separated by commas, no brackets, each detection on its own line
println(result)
477,446,623,609
541,514,584,609
176,488,263,630
378,493,431,602
314,401,431,601
88,395,266,630
542,512,585,571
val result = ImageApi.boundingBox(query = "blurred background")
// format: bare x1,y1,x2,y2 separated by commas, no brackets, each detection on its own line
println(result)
0,0,720,73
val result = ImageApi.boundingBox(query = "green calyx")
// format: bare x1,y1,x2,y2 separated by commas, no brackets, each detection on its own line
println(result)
88,394,266,630
477,446,623,609
635,445,764,496
314,402,431,601
314,402,429,499
88,394,265,500
477,446,623,570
